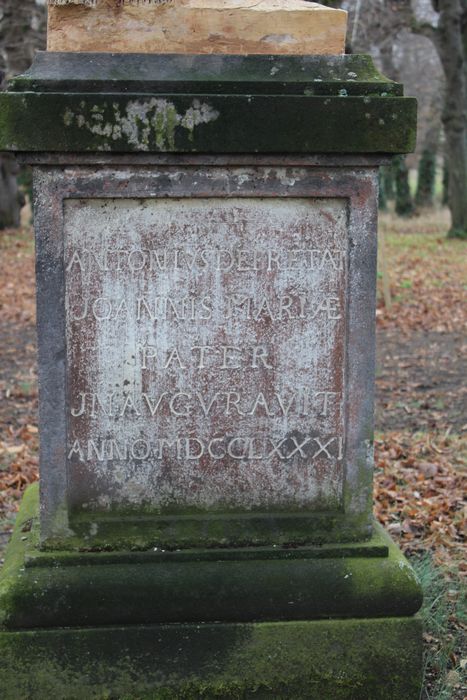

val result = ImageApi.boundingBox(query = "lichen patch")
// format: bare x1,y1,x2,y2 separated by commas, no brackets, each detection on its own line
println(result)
62,99,219,151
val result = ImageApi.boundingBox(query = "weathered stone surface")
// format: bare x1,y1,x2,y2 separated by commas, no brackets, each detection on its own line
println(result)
0,618,424,699
0,484,423,630
66,196,346,513
32,157,378,547
0,54,418,155
47,0,348,56
0,487,423,694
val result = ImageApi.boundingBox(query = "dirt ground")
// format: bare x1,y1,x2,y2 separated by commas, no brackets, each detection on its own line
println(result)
376,328,466,433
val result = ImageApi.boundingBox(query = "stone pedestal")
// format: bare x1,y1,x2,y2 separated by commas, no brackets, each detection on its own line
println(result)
0,53,421,698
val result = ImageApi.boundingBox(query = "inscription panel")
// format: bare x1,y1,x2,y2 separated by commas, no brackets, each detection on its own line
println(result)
65,197,347,512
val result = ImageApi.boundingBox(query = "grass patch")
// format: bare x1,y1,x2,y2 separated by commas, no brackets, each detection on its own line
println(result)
410,554,466,700
376,210,467,331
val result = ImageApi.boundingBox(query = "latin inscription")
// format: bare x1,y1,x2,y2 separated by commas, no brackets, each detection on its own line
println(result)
70,389,338,418
65,197,348,510
66,246,345,273
69,294,342,323
68,436,344,462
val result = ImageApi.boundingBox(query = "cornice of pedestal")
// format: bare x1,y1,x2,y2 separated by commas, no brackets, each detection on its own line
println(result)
0,53,417,155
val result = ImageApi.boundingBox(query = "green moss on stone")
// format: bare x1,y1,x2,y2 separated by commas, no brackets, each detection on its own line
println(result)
0,484,39,627
0,617,423,699
0,93,417,155
0,486,422,631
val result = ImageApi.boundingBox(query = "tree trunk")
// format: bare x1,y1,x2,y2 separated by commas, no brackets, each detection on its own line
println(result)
438,0,467,237
382,165,396,202
0,156,22,228
442,156,450,205
416,147,437,206
378,170,387,211
0,0,46,230
394,156,414,217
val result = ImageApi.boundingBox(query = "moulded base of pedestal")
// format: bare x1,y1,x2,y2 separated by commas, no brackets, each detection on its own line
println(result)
0,485,423,629
0,486,424,697
0,616,423,699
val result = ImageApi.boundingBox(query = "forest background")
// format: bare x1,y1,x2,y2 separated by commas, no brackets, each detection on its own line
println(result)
0,1,465,698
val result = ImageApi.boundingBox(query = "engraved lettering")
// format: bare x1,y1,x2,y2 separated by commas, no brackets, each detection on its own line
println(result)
71,392,86,417
237,249,258,271
191,345,212,369
68,439,84,460
227,437,249,460
128,249,147,271
311,296,342,321
91,249,109,272
141,345,157,370
268,437,289,460
149,249,167,271
338,436,344,460
215,249,233,271
225,392,244,416
287,436,312,459
248,392,274,417
67,434,345,463
137,297,157,321
109,439,128,460
315,391,338,418
164,348,186,370
221,346,241,370
142,392,167,416
251,346,273,369
120,394,141,417
92,298,113,320
227,294,251,319
312,437,336,459
197,392,219,417
275,392,296,417
254,297,275,322
248,438,264,460
66,246,346,274
131,439,150,460
155,438,176,459
180,438,204,460
208,437,226,459
169,393,191,417
115,298,129,319
67,250,85,272
70,299,88,321
65,198,348,513
88,438,106,462
279,295,293,319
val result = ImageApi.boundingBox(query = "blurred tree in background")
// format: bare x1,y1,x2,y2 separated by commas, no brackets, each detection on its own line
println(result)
394,155,416,216
416,147,437,206
322,0,466,237
0,0,46,228
405,0,466,235
426,0,467,238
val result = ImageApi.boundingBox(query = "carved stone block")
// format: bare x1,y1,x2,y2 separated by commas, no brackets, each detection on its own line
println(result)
47,0,348,55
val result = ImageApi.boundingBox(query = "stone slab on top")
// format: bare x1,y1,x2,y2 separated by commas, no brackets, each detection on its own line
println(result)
46,0,348,55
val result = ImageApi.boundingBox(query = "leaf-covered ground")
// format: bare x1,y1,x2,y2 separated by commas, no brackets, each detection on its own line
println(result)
375,211,466,574
0,210,465,698
375,211,466,700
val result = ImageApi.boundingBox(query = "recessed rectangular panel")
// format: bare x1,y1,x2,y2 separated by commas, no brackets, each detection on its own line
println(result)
64,197,347,513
